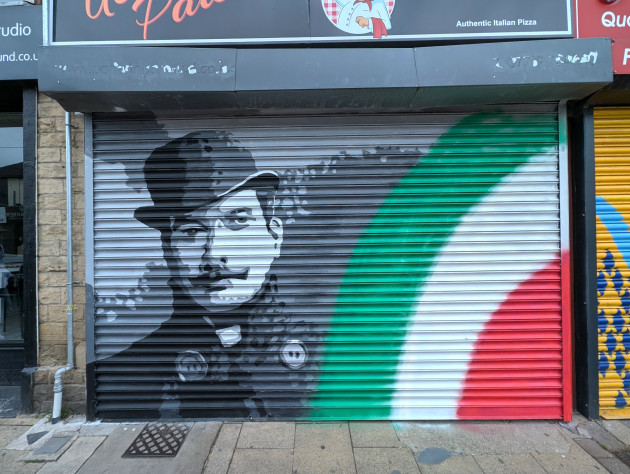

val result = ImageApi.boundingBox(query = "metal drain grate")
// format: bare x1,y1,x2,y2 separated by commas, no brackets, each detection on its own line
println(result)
123,422,191,458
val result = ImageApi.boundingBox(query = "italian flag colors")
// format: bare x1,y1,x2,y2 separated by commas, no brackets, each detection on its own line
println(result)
309,111,565,420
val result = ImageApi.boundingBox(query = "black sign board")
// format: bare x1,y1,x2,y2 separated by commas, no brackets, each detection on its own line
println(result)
51,0,572,45
0,6,42,80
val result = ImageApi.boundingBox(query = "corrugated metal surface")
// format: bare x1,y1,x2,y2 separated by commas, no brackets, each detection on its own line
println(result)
595,107,630,419
89,108,565,420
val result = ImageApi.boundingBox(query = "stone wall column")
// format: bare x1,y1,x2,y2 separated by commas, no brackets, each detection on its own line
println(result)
34,94,86,414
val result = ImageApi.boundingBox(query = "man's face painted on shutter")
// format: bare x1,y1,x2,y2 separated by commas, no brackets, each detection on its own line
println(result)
169,188,283,312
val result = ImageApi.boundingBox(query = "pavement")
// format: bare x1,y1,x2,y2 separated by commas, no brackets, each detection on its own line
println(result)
2,414,630,473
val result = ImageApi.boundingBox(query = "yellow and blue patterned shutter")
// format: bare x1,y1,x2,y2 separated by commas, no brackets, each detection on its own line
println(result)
595,107,630,418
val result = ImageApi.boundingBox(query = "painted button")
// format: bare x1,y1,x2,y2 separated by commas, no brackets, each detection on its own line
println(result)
175,350,208,382
280,340,307,369
216,325,242,347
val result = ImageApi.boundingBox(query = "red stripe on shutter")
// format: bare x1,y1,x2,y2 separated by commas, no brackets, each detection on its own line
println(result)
457,259,564,419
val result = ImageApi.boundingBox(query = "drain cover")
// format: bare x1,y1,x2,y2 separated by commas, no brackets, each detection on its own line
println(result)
123,422,191,458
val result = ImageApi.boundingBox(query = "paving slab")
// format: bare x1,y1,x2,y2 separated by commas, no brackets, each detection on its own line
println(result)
393,421,571,456
0,449,43,474
597,456,630,474
293,423,356,474
578,421,626,451
21,433,79,462
0,415,40,426
354,447,419,474
6,417,84,451
531,443,608,473
602,421,630,446
417,454,483,474
37,436,106,474
237,422,294,449
74,422,144,474
204,423,241,474
79,422,118,437
185,423,222,466
77,422,219,474
65,416,87,424
228,448,293,474
0,424,32,448
417,447,455,466
577,427,593,439
349,422,402,448
473,453,545,473
5,418,53,451
574,438,615,458
22,433,77,462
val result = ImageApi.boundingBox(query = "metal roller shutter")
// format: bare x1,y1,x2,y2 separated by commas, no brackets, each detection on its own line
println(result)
88,106,568,420
595,107,630,419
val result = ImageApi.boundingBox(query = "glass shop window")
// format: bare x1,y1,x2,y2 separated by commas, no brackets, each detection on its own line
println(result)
0,113,24,344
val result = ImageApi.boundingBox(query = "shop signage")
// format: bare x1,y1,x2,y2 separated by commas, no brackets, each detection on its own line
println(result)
50,0,573,45
576,0,630,74
0,6,42,80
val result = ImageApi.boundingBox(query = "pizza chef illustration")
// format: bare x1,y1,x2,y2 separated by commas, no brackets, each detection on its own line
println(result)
325,0,393,39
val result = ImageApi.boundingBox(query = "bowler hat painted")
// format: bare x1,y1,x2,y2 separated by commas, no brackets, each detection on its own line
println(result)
134,131,279,230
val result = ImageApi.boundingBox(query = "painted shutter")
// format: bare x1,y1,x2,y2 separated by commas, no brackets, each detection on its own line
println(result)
595,107,630,419
88,106,567,420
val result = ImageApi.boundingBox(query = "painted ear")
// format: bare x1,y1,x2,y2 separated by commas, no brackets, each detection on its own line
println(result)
269,217,283,249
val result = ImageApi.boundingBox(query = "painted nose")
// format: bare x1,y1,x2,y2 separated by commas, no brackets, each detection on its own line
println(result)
201,257,228,273
201,221,228,264
200,219,225,246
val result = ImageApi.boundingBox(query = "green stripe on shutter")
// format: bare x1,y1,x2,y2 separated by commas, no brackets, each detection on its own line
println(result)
308,111,558,419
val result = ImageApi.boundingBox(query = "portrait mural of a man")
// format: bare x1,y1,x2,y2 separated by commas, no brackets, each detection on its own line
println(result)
101,131,314,419
93,111,563,422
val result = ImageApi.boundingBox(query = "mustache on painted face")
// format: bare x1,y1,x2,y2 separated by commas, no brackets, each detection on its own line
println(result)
191,266,249,287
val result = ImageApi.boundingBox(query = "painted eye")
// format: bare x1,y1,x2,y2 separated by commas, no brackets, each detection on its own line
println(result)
226,209,252,228
177,226,202,237
224,216,249,228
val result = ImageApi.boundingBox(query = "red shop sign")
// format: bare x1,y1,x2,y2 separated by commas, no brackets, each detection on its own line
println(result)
576,0,630,73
